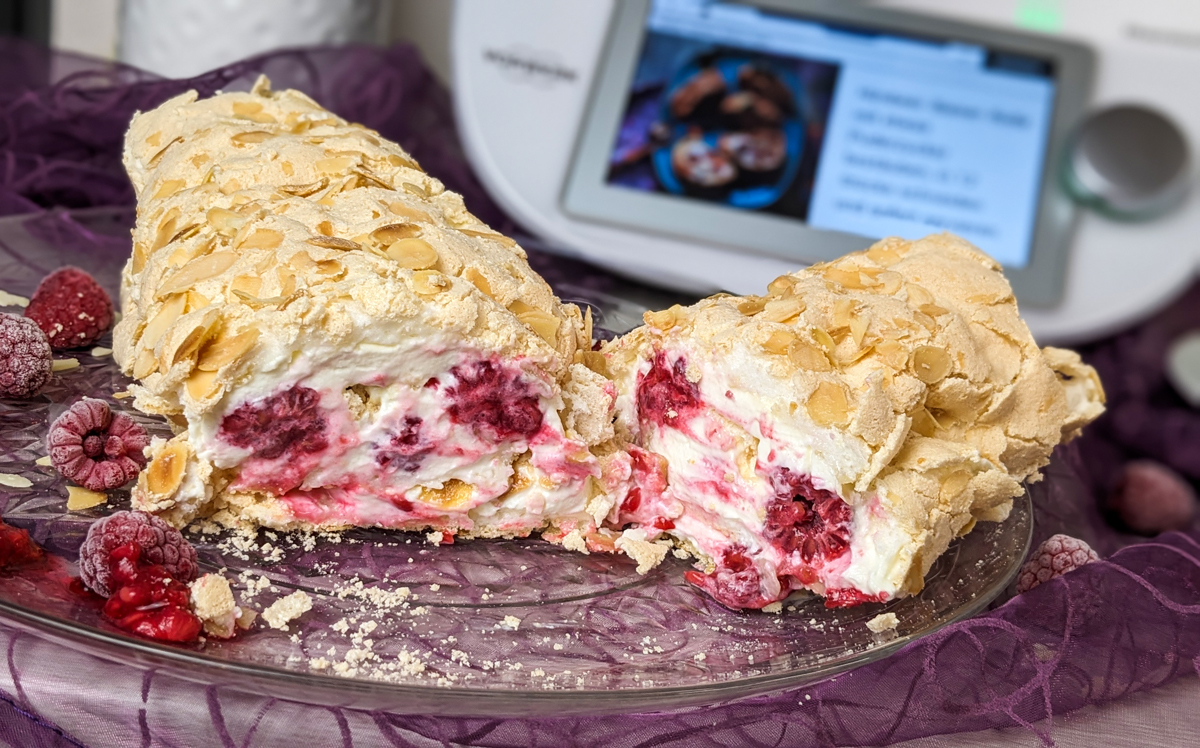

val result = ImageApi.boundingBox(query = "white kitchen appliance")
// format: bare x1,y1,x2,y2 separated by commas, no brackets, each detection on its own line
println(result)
452,0,1200,342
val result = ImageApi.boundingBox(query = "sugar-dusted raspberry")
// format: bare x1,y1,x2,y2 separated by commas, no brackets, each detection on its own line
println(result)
1015,534,1099,594
637,351,701,429
48,398,148,491
24,267,114,350
79,510,198,597
101,542,202,643
445,359,544,441
685,547,775,609
1109,460,1197,535
0,313,52,398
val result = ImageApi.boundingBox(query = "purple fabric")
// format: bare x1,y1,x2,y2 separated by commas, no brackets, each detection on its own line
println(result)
0,37,1198,747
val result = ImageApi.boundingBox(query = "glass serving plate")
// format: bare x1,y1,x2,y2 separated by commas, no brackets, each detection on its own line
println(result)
0,209,1032,717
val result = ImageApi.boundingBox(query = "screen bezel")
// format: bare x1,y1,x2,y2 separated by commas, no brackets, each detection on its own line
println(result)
561,0,1095,307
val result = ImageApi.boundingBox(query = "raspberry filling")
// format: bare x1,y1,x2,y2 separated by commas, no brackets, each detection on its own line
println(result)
101,542,201,643
0,521,43,568
444,359,544,441
376,415,431,473
219,386,328,460
823,587,886,609
636,352,701,429
685,548,773,609
765,469,852,563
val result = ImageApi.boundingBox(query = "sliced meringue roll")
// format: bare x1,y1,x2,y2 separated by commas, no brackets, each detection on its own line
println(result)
115,78,622,545
602,234,1105,609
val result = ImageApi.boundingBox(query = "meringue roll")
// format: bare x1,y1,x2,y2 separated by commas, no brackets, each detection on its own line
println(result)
603,235,1105,609
115,78,621,543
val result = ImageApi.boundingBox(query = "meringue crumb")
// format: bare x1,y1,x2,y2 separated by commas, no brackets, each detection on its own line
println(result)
866,612,899,633
190,574,239,638
0,474,33,489
614,530,669,574
236,607,257,630
112,391,132,399
559,529,589,554
51,358,79,372
425,531,443,546
0,289,28,307
309,657,330,670
500,615,521,631
34,456,52,467
428,584,440,592
66,485,107,510
262,591,313,630
694,652,706,662
90,347,113,358
761,602,783,614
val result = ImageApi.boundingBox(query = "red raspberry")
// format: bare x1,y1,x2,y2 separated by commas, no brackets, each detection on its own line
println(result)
78,510,198,597
48,399,149,491
0,521,43,568
445,359,544,441
101,542,202,643
1109,460,1197,535
765,469,852,563
637,351,702,429
1015,534,1099,594
24,267,114,350
0,313,52,398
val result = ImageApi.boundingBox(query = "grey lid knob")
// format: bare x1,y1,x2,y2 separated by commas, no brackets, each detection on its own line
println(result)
1064,105,1191,220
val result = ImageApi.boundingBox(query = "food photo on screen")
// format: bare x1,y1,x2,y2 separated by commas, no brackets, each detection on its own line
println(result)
607,33,839,222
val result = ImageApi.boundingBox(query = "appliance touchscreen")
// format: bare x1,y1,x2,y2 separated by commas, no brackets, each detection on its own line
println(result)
606,0,1058,268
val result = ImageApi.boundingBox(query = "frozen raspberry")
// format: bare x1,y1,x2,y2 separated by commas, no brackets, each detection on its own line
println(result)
79,510,198,597
0,520,43,568
0,313,52,398
24,267,114,350
48,398,149,491
1015,534,1099,594
765,469,852,563
101,542,201,643
445,359,544,441
219,386,328,461
1109,460,1197,535
637,351,701,429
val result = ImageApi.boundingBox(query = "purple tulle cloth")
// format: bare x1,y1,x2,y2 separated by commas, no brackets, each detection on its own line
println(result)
2,37,1199,747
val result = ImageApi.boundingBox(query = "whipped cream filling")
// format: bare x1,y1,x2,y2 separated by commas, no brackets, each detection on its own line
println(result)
187,327,599,532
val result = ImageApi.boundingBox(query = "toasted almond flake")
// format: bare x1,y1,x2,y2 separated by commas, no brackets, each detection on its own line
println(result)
762,329,795,355
913,345,952,384
387,153,421,170
316,155,357,175
411,270,449,296
276,268,297,297
146,440,189,496
229,275,262,298
919,303,949,317
91,346,113,358
152,179,187,201
288,251,316,273
401,182,428,198
811,327,837,354
761,295,806,324
133,348,157,379
458,228,517,247
316,196,336,207
315,259,345,278
832,298,855,329
185,290,210,312
66,485,107,510
146,131,162,148
165,310,220,367
866,246,902,266
278,179,328,197
0,289,29,307
316,220,334,236
0,474,32,489
197,329,259,371
911,407,939,437
186,369,220,399
152,209,180,251
850,315,870,347
52,358,79,372
386,238,439,269
147,136,183,167
644,306,679,331
580,350,610,377
307,235,360,251
238,111,277,124
518,310,560,346
238,229,283,250
807,381,850,427
906,284,935,307
113,391,131,399
824,266,866,289
876,271,903,295
767,275,798,296
131,242,150,274
736,296,767,315
232,100,263,116
463,267,492,297
206,207,245,237
789,340,833,372
158,253,238,297
230,131,273,145
30,456,54,469
387,201,432,223
371,223,422,245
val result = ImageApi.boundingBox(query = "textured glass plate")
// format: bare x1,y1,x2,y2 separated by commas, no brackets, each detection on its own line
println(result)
0,209,1032,717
